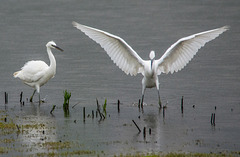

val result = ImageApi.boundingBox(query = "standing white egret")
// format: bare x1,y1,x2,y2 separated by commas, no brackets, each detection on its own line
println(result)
72,21,229,108
13,41,63,103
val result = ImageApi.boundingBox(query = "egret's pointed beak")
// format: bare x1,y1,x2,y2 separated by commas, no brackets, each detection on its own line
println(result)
53,45,64,52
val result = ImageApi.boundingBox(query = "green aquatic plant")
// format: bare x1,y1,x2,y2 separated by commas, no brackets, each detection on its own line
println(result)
64,90,71,106
63,90,71,116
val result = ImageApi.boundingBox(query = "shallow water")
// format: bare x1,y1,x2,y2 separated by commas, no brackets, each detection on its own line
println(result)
0,0,240,156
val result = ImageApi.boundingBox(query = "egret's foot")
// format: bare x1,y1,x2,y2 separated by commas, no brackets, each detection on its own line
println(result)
40,99,46,103
30,90,36,103
29,98,45,104
38,99,46,104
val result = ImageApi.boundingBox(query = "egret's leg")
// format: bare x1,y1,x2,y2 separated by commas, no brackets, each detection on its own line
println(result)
38,93,41,105
157,90,162,109
35,85,41,105
30,90,36,102
156,77,162,109
141,94,144,107
141,87,146,108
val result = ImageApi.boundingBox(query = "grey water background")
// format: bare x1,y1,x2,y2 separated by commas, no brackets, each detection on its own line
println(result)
0,0,240,156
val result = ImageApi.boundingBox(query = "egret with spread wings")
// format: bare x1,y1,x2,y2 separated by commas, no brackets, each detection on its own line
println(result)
73,21,229,108
13,41,63,103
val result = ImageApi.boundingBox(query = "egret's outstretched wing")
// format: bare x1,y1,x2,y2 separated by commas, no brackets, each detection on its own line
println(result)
72,21,145,76
14,60,49,83
156,26,229,75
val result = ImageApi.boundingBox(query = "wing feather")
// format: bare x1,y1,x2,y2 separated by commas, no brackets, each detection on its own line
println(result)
72,21,145,76
156,26,229,74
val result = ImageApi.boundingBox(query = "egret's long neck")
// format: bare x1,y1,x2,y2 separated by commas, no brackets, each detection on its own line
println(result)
149,51,155,70
47,47,56,72
151,59,154,70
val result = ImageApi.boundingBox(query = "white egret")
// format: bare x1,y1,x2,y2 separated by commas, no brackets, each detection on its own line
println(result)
72,21,229,108
13,41,63,103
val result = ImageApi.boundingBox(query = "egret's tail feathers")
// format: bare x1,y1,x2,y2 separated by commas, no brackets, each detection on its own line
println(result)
13,71,20,78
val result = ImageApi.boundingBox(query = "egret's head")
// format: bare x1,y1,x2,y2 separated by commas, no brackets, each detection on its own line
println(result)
149,50,155,60
149,50,155,69
46,41,64,51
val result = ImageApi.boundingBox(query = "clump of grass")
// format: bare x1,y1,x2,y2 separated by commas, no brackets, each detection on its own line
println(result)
22,123,45,130
0,147,8,154
0,122,16,130
63,90,71,116
0,120,16,135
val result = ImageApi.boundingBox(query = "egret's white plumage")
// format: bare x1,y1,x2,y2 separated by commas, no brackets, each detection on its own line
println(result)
72,21,229,108
13,41,63,103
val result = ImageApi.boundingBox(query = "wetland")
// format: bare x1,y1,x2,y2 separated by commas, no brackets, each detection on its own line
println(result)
0,0,240,156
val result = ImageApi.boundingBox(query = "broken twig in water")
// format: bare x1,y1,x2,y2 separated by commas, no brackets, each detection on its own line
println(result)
5,92,8,104
16,125,20,132
96,98,105,120
117,99,120,113
92,110,94,119
83,107,86,122
132,120,141,133
50,105,56,114
96,99,102,119
143,127,146,139
72,101,80,108
211,113,216,126
181,96,184,114
20,92,23,103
